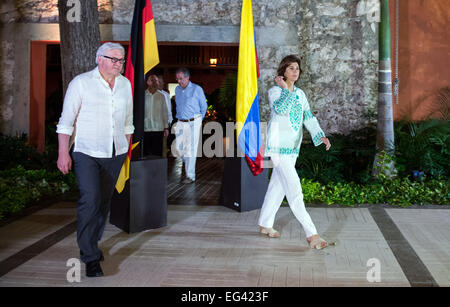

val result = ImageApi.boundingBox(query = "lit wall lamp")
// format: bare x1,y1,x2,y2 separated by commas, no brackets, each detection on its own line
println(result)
210,58,217,65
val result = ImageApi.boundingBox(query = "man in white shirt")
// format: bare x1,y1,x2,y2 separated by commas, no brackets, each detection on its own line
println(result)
56,42,134,277
144,74,169,156
157,74,173,157
156,74,173,126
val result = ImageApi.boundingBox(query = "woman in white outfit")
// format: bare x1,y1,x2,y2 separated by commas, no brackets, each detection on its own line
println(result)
258,55,331,250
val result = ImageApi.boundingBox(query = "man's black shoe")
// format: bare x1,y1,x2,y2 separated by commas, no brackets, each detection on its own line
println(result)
86,261,104,277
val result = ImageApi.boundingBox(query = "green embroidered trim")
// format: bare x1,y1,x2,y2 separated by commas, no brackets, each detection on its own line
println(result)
312,131,326,146
289,100,302,131
303,109,314,122
267,146,300,155
272,87,303,131
273,89,293,114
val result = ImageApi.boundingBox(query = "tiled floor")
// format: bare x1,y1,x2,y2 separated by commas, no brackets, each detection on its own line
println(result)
0,203,422,287
0,158,448,287
387,209,450,286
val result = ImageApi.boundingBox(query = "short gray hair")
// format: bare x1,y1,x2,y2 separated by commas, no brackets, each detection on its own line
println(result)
96,42,125,64
176,67,190,77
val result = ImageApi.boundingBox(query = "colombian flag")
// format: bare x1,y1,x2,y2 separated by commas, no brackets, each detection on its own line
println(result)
236,0,263,176
116,0,159,193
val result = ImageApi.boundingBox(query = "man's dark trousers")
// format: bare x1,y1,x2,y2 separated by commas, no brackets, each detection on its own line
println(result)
72,151,126,264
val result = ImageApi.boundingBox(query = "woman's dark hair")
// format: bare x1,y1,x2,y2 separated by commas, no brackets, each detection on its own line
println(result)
277,55,302,81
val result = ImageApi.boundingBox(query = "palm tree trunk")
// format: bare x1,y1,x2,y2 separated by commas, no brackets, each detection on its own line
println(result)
372,0,397,178
58,0,101,95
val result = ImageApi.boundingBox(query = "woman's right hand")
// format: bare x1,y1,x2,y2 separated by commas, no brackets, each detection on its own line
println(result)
274,76,288,89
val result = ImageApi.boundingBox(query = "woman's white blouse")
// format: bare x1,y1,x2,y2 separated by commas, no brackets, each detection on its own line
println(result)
265,85,325,156
56,66,135,158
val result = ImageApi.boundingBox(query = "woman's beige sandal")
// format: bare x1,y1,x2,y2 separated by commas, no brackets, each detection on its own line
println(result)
259,227,280,238
308,236,329,250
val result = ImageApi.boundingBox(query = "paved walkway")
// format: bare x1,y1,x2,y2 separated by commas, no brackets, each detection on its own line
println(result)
0,158,448,287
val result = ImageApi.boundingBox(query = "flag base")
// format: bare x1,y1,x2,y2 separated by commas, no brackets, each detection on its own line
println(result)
110,156,167,233
220,157,268,212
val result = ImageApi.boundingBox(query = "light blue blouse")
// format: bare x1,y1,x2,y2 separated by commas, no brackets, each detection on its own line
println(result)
265,85,325,156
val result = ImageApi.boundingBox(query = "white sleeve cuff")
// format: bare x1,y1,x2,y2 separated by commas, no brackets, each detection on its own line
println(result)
56,124,74,135
124,125,135,135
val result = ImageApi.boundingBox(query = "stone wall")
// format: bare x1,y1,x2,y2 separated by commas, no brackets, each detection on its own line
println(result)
0,0,379,136
0,41,15,132
298,0,379,134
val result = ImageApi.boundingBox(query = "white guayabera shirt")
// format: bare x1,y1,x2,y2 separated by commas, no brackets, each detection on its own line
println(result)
144,90,168,132
159,89,173,125
265,86,325,156
56,66,134,158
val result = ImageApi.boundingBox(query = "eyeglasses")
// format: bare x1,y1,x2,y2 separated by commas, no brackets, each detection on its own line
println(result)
101,55,126,64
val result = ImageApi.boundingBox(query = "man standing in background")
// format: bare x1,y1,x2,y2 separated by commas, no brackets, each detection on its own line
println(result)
173,67,207,183
144,73,169,156
157,74,173,127
157,74,173,157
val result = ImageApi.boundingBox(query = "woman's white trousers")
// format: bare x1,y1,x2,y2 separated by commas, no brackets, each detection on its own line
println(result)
258,154,318,238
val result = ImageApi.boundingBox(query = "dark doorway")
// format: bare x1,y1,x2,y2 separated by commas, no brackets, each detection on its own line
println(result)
153,43,239,125
156,43,238,93
45,44,63,147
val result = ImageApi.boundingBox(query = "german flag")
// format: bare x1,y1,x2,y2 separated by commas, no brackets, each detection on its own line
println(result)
116,0,159,193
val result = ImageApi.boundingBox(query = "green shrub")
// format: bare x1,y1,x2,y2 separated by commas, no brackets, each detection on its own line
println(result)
394,119,450,179
302,178,449,207
296,120,449,183
218,72,238,122
296,138,345,183
297,127,377,184
0,134,45,170
0,130,59,171
0,166,77,220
